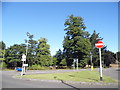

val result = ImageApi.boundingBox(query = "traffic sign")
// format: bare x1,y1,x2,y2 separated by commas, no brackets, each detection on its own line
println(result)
22,54,26,59
95,41,104,81
21,58,26,61
23,64,28,67
21,54,26,61
95,41,104,48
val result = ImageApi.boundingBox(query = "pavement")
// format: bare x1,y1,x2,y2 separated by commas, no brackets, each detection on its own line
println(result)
1,68,119,89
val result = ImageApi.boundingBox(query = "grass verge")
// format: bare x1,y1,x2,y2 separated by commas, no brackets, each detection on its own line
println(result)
16,71,117,83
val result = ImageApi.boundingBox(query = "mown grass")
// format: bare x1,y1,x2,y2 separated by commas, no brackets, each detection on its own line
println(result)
17,71,117,83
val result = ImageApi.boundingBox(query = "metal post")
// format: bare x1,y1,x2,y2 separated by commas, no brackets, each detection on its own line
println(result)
25,33,29,72
26,38,28,57
91,55,93,71
21,61,24,76
99,48,103,81
76,59,78,70
73,59,75,69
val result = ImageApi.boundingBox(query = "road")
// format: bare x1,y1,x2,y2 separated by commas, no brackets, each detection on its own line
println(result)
1,68,119,89
94,68,119,81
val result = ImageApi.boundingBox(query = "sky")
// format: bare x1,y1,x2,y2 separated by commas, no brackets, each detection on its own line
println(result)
2,2,118,55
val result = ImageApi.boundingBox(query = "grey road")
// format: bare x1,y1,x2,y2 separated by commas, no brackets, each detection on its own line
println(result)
94,68,119,81
1,68,119,89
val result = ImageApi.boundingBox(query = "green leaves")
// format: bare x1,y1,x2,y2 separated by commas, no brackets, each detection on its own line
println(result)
0,41,6,50
36,38,52,66
5,44,26,68
63,14,91,67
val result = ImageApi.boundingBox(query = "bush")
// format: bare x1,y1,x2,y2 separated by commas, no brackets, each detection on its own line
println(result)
28,64,50,70
0,62,7,69
56,66,67,69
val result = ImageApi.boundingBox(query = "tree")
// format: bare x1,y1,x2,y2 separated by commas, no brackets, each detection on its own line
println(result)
36,38,52,66
54,49,63,66
63,15,91,67
0,41,6,69
116,52,120,62
89,30,109,67
52,57,57,66
0,41,6,50
26,32,37,66
103,50,116,67
5,44,26,68
0,41,6,59
89,30,103,67
60,58,67,66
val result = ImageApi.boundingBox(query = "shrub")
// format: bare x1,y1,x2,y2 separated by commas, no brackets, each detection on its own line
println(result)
28,64,50,70
0,62,7,69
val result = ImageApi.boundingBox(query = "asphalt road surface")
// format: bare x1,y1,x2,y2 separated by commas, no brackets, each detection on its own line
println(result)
1,68,119,89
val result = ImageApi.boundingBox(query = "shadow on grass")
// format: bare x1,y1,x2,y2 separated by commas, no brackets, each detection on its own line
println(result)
54,76,80,90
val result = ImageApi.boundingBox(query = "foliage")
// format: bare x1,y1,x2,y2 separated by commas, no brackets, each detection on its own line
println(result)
63,14,91,67
89,30,102,66
88,30,115,68
0,41,6,50
36,38,52,66
60,58,67,66
52,57,57,66
116,52,120,62
103,50,116,67
26,32,38,66
54,49,63,66
5,44,26,68
3,15,117,69
0,41,6,61
28,64,50,70
0,62,7,69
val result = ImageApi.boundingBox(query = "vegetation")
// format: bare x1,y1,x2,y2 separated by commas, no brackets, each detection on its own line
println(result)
63,15,91,67
36,38,52,66
0,62,7,69
17,70,117,83
0,14,118,69
27,64,50,70
0,41,6,50
5,44,26,68
116,52,120,62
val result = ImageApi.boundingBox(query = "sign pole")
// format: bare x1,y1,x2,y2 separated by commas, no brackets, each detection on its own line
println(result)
91,54,93,71
99,48,103,81
21,61,24,76
95,41,104,81
76,59,78,70
21,54,27,76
